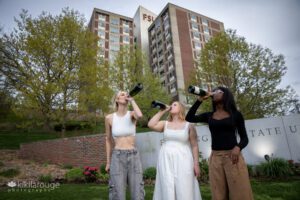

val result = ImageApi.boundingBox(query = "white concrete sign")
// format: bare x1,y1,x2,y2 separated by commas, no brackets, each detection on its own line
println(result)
136,114,300,169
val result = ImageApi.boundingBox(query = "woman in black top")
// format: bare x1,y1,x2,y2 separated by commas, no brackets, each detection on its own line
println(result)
185,86,253,200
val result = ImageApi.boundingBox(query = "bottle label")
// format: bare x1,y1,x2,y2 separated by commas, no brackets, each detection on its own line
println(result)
194,87,200,95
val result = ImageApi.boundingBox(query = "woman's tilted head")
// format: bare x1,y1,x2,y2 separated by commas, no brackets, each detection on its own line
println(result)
168,101,186,121
212,86,237,113
113,91,129,110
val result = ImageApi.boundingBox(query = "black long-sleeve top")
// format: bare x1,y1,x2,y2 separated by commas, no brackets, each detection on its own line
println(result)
185,100,249,150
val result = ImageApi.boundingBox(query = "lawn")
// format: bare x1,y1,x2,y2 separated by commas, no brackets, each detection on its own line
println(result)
0,179,299,200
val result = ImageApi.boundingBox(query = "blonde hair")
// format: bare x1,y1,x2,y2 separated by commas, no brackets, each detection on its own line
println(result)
167,101,186,122
112,91,128,111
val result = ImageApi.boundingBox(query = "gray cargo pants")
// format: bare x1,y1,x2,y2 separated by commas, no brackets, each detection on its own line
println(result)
109,148,145,200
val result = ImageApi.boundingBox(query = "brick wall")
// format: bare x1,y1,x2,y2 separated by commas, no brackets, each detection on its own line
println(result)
175,9,194,85
19,134,107,168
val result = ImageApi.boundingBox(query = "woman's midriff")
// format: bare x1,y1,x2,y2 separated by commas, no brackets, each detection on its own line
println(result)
114,135,136,150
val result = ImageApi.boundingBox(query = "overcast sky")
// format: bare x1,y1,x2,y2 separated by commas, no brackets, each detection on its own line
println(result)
1,0,299,95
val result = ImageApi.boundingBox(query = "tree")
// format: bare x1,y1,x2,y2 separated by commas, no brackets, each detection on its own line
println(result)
0,9,100,131
193,29,298,119
110,46,171,126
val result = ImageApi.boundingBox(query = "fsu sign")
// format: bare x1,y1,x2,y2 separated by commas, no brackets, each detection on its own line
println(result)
143,14,154,22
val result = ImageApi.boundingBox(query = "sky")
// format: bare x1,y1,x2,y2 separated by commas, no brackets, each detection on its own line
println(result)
0,0,299,96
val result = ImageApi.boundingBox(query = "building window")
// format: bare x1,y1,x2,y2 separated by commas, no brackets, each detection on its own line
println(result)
110,44,120,51
123,35,130,44
110,26,119,34
191,22,198,31
110,35,119,44
110,18,119,26
202,18,208,26
163,13,169,21
98,39,105,48
190,14,197,22
109,51,118,61
163,20,170,30
194,41,201,50
192,31,201,40
98,30,105,39
122,20,130,27
204,26,210,35
123,27,130,34
194,50,200,59
99,14,106,21
204,35,210,42
150,28,155,36
98,21,105,29
155,20,161,28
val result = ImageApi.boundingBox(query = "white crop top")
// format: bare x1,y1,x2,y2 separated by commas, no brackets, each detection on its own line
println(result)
112,111,136,138
163,121,190,143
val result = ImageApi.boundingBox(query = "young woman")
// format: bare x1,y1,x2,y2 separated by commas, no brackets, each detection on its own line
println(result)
185,86,253,200
148,101,202,200
105,91,144,200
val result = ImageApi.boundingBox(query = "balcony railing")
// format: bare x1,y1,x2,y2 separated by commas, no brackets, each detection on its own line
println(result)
170,87,176,93
169,76,175,82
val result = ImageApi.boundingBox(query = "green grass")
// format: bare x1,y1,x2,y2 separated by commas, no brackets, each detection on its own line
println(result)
0,180,299,200
0,169,20,178
0,131,59,149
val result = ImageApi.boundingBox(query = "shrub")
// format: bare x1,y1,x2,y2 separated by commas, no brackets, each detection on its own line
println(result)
288,160,300,176
143,167,156,180
100,164,107,175
83,166,98,182
0,168,20,178
198,152,209,182
62,164,73,169
54,121,93,132
247,165,254,177
42,162,49,167
257,157,293,178
98,173,109,183
199,159,209,182
39,174,52,183
65,168,85,183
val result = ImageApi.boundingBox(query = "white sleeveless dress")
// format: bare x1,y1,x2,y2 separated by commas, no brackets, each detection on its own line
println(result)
153,121,202,200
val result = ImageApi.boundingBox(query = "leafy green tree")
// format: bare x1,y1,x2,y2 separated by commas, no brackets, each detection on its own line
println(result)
110,47,171,126
193,29,298,118
0,9,100,131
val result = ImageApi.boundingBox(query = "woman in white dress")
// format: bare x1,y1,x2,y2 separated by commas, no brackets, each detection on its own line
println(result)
148,101,202,200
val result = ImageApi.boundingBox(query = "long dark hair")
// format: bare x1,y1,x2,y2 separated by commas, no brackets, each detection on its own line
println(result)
212,86,237,115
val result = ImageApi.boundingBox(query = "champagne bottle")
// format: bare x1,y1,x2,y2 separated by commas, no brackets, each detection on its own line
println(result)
151,100,167,110
129,83,143,97
188,85,209,97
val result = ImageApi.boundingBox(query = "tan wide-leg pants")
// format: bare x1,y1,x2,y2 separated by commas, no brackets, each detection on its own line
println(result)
209,150,253,200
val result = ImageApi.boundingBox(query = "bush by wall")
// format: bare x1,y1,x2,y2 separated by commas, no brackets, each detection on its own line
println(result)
256,157,293,178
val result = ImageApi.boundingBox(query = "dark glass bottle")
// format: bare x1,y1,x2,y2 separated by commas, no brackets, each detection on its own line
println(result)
129,83,143,97
188,85,208,97
151,100,167,110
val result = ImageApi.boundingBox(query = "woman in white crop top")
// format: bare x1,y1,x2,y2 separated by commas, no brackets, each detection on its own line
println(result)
105,91,144,200
148,101,202,200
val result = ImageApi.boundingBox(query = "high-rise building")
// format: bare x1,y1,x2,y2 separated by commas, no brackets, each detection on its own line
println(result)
148,3,224,102
133,6,157,62
89,4,224,102
88,8,134,63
